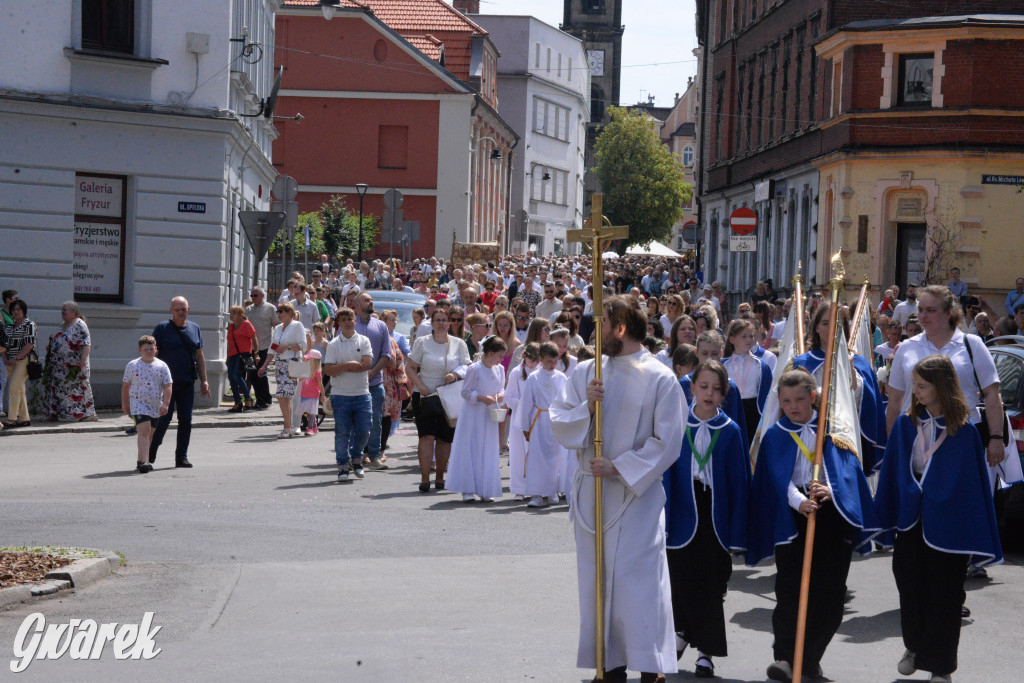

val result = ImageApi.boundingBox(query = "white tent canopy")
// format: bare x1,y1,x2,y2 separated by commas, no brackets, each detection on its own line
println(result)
625,240,680,257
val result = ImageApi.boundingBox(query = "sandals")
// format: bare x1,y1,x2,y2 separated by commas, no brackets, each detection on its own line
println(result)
276,429,292,439
434,479,445,490
694,655,714,678
418,481,431,493
229,404,244,413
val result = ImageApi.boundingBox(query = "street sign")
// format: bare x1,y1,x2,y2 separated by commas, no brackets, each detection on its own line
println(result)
681,221,698,244
403,221,420,243
238,211,286,262
272,175,298,202
381,208,404,243
383,188,404,210
982,175,1024,185
729,235,757,252
730,207,757,235
270,200,298,229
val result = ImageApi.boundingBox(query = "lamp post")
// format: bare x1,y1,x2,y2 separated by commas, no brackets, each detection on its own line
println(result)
355,183,368,263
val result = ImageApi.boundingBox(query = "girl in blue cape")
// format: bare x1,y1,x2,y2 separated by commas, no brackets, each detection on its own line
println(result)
747,368,879,682
662,360,749,679
680,330,748,445
792,304,887,473
874,354,1002,683
721,318,772,449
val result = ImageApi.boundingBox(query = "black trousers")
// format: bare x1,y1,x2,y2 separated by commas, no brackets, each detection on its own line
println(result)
248,349,272,406
149,381,195,463
741,397,760,450
667,482,732,656
772,501,853,668
380,415,392,451
893,523,969,675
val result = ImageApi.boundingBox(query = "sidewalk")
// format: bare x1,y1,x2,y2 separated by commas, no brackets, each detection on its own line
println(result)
1,402,311,437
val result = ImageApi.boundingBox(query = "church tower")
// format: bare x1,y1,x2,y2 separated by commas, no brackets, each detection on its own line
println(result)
561,1,624,196
561,0,623,127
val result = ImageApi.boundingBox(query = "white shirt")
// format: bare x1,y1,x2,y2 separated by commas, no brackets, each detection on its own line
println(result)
535,297,563,322
887,330,998,423
687,411,720,487
323,331,372,396
697,295,721,312
408,334,472,394
268,322,308,361
289,298,321,328
723,353,762,399
892,299,918,327
771,318,787,341
912,414,945,476
122,358,173,416
780,412,831,511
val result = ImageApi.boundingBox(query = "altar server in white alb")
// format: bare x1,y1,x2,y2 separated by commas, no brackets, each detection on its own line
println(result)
446,336,507,503
504,342,541,500
551,295,685,683
517,342,568,508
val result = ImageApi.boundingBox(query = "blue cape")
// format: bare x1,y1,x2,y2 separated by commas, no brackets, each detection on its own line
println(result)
746,416,880,566
680,375,748,446
792,349,887,472
662,409,750,552
874,414,1003,566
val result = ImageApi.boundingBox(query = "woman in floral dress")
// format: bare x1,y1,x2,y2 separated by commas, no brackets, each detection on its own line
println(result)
44,301,96,421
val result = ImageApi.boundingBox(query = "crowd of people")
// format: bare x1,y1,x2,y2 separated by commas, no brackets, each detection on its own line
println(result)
2,252,1022,682
234,253,1014,683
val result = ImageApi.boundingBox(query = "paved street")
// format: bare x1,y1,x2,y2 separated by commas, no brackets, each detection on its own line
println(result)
1,422,1022,682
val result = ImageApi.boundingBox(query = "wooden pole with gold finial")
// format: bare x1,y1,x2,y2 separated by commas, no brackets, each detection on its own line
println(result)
567,194,628,681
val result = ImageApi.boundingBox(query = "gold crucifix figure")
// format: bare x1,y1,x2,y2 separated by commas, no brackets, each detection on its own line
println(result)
566,193,628,680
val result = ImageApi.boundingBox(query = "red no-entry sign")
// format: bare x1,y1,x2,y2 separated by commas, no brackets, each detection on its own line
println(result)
730,207,757,235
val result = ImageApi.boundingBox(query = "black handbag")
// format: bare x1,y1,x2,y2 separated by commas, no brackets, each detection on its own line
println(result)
241,352,257,373
964,334,1008,446
26,350,43,380
418,394,446,419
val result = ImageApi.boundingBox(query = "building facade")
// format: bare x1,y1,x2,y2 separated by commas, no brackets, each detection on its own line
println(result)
276,0,517,262
473,15,590,257
561,0,624,197
0,0,280,406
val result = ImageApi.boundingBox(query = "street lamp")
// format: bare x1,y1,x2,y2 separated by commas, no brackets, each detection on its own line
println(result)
355,183,368,263
320,0,337,21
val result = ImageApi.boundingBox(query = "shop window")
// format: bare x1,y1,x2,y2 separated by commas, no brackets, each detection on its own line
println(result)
74,173,127,302
82,0,134,54
897,53,934,106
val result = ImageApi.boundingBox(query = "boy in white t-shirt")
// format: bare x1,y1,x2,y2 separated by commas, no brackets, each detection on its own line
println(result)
122,335,173,474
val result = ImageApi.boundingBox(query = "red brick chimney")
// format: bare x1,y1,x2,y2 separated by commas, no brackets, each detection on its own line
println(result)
453,1,479,15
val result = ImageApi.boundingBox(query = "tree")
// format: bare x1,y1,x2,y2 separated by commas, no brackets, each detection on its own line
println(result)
922,213,963,285
594,106,693,252
268,195,380,262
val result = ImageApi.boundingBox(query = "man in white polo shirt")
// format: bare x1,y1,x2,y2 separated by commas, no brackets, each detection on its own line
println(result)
323,307,372,482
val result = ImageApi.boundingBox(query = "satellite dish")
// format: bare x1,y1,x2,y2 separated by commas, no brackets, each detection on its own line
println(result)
263,67,283,119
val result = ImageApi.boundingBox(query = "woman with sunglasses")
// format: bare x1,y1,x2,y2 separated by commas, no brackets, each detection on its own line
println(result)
661,294,687,341
465,313,492,361
257,302,308,438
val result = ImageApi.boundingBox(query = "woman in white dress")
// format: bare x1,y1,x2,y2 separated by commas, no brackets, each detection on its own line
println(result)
447,336,508,503
504,342,541,500
257,302,308,438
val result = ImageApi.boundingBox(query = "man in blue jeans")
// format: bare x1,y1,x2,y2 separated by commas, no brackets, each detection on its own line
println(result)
323,307,372,482
354,292,392,469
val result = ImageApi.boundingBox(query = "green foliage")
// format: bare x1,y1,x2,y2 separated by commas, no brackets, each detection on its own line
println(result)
594,106,693,252
269,195,380,261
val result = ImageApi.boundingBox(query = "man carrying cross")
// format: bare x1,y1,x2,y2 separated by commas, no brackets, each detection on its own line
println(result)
551,197,684,682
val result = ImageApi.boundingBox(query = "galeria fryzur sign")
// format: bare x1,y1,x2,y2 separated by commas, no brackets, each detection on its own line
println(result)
73,174,126,301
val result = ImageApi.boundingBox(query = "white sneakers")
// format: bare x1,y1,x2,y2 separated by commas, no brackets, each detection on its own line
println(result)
527,496,546,507
898,650,917,676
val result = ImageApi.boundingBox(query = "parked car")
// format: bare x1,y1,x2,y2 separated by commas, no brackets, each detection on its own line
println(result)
375,300,422,340
366,290,427,305
985,336,1024,538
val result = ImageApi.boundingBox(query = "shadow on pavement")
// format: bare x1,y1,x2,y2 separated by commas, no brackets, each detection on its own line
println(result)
83,469,141,479
728,567,776,596
836,607,902,643
274,480,342,490
729,605,774,634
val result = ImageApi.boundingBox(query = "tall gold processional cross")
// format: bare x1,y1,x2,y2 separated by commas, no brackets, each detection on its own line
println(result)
566,193,628,681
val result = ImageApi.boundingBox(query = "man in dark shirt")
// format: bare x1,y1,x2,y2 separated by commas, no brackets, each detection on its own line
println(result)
150,296,209,468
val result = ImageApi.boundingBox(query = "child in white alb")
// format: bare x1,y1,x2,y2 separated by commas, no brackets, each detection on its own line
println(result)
516,342,568,507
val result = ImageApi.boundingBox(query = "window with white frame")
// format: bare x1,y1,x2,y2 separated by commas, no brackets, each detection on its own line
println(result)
533,98,571,142
683,145,694,167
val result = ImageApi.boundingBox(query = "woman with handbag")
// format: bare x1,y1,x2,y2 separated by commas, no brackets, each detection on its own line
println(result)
226,305,258,412
1,300,37,428
406,307,471,493
257,302,308,438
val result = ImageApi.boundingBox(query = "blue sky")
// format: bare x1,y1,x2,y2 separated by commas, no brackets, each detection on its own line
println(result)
475,0,699,108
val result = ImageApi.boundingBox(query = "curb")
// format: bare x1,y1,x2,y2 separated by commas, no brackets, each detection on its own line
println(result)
2,415,291,437
0,551,121,609
46,557,113,588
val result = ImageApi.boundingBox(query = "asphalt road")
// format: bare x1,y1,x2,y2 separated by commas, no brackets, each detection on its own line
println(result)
1,423,1022,682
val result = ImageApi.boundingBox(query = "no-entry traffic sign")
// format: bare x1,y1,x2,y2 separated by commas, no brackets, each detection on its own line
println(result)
730,207,757,235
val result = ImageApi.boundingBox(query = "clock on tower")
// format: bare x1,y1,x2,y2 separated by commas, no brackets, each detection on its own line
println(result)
561,0,623,125
587,49,605,77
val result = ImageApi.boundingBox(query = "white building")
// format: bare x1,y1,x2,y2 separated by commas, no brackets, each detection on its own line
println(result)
472,15,589,257
0,0,281,406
